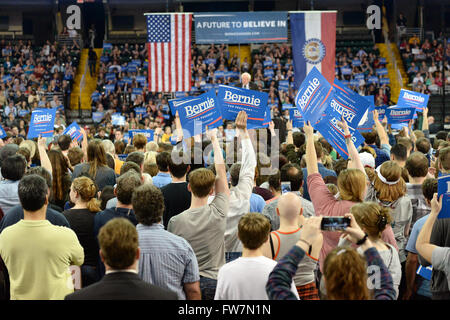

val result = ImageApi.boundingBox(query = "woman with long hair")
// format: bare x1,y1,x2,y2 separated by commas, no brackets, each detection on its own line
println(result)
71,139,116,191
338,202,402,298
47,149,71,210
302,120,397,274
266,215,396,300
364,160,413,264
63,176,101,287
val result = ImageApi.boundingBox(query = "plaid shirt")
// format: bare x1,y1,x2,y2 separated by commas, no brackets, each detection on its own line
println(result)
266,245,396,300
407,183,431,227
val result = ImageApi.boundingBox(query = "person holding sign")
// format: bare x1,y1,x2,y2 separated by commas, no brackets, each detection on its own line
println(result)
302,120,397,275
416,194,450,293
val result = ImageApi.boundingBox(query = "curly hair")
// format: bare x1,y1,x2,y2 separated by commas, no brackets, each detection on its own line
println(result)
132,184,165,226
323,247,370,300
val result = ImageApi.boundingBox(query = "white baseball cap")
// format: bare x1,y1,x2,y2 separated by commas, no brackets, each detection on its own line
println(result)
359,152,375,169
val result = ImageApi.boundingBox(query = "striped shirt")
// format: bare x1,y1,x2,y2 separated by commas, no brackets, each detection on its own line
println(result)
137,223,200,300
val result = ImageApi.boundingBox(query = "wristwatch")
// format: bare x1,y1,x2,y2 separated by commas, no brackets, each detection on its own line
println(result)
356,233,369,246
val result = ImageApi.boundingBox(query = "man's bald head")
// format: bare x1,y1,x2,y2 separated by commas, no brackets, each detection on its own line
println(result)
277,192,303,222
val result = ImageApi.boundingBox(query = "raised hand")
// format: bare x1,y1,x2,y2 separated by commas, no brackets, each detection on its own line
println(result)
337,116,351,136
303,121,314,137
235,111,248,131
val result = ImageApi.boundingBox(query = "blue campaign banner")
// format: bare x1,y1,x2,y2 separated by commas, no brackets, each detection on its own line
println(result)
247,105,271,129
105,73,116,82
132,87,143,95
354,73,365,80
117,154,128,161
134,107,147,116
27,108,57,138
278,80,289,91
290,108,304,128
263,60,273,68
0,124,6,139
129,129,154,142
169,89,222,138
380,77,390,85
217,85,268,126
376,68,388,76
417,265,432,281
194,11,288,44
18,109,30,117
91,91,100,102
396,89,429,112
105,84,115,94
122,77,132,85
111,114,126,126
375,105,387,121
294,66,333,127
379,57,387,64
103,43,112,50
352,59,361,67
315,113,365,160
340,66,352,75
136,76,146,84
63,122,83,142
386,107,416,124
368,76,379,84
438,175,450,219
92,111,104,123
282,103,294,110
2,74,12,83
264,69,274,78
329,79,371,130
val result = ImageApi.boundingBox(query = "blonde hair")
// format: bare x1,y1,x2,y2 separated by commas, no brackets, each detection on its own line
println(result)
146,141,158,152
337,169,367,202
144,151,157,165
72,176,101,212
101,139,115,156
373,161,406,202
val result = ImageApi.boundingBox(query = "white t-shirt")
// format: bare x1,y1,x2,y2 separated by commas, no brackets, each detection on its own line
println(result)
214,256,300,300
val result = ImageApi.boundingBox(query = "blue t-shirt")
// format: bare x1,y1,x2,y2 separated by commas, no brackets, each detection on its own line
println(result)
250,193,266,213
405,214,432,298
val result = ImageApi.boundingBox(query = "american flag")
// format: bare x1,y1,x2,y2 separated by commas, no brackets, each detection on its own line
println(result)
146,13,192,93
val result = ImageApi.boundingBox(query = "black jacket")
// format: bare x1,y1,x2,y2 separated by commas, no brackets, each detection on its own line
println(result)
64,272,178,300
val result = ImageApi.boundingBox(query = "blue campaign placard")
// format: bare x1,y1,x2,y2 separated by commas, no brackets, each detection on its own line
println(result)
129,129,154,142
386,107,416,124
92,111,104,123
248,104,271,130
134,107,147,116
329,79,371,130
27,108,57,138
217,85,268,126
294,66,333,127
396,89,429,112
62,122,83,142
290,108,304,128
315,113,365,160
375,105,387,121
0,124,6,139
111,113,126,126
169,89,223,138
437,175,450,219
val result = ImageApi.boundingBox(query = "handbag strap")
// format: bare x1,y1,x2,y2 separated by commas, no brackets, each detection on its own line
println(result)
269,233,275,259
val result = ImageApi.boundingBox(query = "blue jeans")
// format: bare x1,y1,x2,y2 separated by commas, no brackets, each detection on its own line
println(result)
199,276,217,300
225,252,242,263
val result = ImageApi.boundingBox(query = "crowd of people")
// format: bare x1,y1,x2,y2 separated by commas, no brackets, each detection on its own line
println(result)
400,33,450,94
0,39,80,139
0,92,448,300
0,35,449,301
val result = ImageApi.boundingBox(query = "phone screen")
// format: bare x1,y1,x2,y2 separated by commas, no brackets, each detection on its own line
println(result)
320,217,350,231
281,181,291,194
